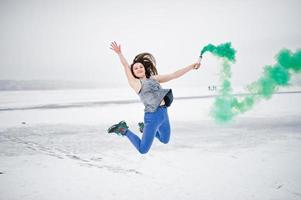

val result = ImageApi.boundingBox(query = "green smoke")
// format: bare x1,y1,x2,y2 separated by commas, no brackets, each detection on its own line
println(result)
200,42,236,62
200,43,301,123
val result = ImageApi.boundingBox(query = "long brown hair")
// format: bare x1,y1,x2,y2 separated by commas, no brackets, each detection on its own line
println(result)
130,53,158,79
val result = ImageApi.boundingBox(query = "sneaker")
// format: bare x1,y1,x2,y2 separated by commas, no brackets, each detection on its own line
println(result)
107,121,129,136
138,122,144,133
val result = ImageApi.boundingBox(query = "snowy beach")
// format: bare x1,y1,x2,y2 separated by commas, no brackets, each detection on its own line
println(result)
0,88,301,200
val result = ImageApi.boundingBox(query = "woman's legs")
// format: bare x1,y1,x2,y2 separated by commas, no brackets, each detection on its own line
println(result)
125,108,164,154
125,124,157,154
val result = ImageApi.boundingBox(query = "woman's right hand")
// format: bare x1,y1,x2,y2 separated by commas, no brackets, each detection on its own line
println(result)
110,41,122,54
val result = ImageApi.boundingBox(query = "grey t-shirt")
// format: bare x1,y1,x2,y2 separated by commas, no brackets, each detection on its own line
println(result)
138,76,173,112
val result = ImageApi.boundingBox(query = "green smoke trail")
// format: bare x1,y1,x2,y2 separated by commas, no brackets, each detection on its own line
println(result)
200,43,301,123
200,42,236,62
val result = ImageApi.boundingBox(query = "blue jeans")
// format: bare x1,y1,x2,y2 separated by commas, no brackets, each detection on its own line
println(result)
125,106,171,154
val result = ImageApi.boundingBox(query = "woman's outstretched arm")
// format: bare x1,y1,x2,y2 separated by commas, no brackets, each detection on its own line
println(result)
110,41,140,91
153,62,201,83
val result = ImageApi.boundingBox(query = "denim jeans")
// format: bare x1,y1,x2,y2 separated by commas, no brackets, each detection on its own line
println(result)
125,106,171,154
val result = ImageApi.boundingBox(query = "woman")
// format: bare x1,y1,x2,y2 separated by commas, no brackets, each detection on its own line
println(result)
108,41,201,154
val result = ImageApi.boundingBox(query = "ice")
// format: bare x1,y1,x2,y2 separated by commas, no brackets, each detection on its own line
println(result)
0,89,301,200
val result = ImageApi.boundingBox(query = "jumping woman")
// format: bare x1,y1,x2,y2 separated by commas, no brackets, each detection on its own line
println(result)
108,41,201,154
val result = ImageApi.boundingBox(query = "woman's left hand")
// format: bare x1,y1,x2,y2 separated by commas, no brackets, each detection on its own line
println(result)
193,62,201,70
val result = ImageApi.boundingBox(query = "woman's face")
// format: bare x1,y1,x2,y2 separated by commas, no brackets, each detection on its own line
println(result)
132,62,146,78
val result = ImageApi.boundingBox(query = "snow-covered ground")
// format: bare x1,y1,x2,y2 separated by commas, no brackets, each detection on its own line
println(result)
0,88,301,200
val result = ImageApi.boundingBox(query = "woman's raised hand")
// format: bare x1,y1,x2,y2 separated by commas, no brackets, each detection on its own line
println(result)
110,41,122,54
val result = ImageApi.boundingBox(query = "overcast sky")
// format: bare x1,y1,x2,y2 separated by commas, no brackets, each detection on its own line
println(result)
0,0,301,88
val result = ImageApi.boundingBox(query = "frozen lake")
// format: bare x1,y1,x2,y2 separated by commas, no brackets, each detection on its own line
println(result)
0,88,301,200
